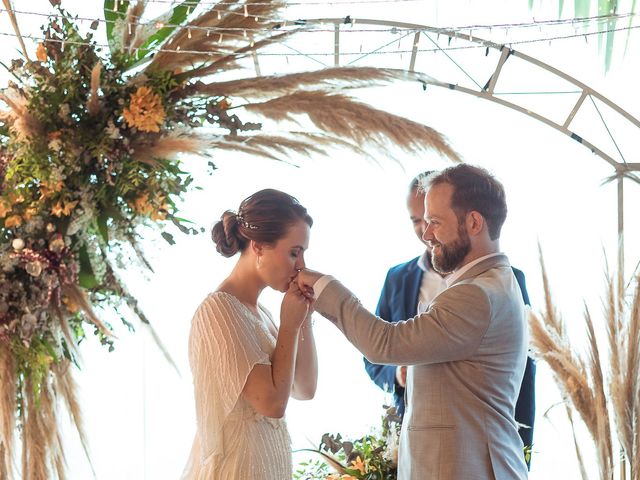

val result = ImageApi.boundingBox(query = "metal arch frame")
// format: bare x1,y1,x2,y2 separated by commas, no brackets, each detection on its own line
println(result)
259,17,640,289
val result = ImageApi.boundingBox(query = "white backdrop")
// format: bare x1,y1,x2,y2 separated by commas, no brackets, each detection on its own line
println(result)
2,1,640,479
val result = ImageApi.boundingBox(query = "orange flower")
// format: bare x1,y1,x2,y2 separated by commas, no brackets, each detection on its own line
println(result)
0,200,11,218
351,456,366,474
40,180,64,200
51,200,78,217
131,193,154,216
123,86,166,132
36,43,48,62
4,215,22,228
8,193,24,204
150,196,170,222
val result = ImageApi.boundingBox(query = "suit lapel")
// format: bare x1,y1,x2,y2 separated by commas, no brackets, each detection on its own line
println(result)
403,257,423,318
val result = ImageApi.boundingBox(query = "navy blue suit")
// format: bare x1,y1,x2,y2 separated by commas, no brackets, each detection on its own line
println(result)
364,255,536,467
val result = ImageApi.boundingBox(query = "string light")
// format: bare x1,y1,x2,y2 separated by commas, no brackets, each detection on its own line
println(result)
0,7,635,38
1,21,638,58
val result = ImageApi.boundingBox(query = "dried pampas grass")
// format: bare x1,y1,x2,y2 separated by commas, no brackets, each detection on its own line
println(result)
195,67,428,99
0,89,42,142
86,62,102,116
0,344,16,480
244,91,460,161
530,245,640,480
148,1,285,72
131,131,212,165
122,0,147,51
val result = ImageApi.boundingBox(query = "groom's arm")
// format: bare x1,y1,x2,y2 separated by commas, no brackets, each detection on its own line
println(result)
308,276,491,366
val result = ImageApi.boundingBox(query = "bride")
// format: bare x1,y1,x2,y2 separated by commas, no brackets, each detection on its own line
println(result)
181,189,318,479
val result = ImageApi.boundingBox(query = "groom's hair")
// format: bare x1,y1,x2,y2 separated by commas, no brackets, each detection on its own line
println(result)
424,165,507,241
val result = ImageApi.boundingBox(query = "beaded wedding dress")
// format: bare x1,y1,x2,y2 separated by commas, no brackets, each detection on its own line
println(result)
181,292,292,479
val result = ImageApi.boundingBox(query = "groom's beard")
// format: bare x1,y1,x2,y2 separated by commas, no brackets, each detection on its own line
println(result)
430,224,471,274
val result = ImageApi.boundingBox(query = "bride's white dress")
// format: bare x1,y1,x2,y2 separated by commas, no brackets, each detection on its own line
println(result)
182,292,292,480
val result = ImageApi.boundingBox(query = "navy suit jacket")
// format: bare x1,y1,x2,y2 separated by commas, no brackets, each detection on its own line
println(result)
364,255,536,466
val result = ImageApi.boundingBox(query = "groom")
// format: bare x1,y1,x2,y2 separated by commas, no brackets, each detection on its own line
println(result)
298,164,529,480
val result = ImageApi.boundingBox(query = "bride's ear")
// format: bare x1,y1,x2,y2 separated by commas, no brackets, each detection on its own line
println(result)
250,240,263,257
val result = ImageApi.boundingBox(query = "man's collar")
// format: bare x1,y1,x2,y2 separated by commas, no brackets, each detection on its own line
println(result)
445,252,507,287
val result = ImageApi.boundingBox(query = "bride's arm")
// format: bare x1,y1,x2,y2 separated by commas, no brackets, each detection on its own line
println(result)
242,328,299,418
291,314,318,400
241,284,308,418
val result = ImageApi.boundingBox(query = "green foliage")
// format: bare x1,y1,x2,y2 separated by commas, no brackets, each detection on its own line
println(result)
526,0,633,71
294,408,400,480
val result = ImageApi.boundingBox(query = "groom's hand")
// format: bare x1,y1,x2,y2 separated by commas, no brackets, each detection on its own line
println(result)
296,268,323,299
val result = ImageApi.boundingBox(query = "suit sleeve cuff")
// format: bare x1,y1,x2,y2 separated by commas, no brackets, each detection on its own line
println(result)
313,275,336,299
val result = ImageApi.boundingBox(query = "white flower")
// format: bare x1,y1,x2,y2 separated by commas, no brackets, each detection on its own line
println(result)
25,260,43,277
11,238,25,251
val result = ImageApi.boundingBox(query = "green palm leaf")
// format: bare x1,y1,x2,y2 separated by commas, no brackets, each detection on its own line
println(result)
104,0,130,52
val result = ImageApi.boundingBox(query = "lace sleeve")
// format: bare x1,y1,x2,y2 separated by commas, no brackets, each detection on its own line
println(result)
188,293,270,465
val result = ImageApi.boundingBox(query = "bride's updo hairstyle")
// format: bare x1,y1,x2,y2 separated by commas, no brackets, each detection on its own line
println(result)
212,189,313,257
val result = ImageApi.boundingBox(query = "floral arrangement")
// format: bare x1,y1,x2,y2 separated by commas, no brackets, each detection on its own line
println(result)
0,0,458,478
294,406,401,480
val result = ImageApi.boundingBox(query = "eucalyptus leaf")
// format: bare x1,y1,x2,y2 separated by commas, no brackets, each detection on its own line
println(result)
78,244,100,289
97,213,110,244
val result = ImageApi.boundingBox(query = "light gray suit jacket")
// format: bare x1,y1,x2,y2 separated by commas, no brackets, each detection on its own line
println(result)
315,254,528,480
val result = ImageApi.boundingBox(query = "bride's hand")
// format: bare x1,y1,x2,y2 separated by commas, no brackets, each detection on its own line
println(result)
280,281,310,330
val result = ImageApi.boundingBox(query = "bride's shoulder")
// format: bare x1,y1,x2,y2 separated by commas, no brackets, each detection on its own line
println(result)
193,291,242,320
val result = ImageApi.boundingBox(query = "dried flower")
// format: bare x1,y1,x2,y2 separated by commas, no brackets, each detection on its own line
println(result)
123,86,166,132
58,103,71,122
48,234,65,254
22,206,38,221
25,260,43,277
62,295,79,314
105,119,121,139
48,131,63,152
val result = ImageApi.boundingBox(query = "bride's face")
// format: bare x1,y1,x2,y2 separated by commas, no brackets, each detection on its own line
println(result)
257,219,310,292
